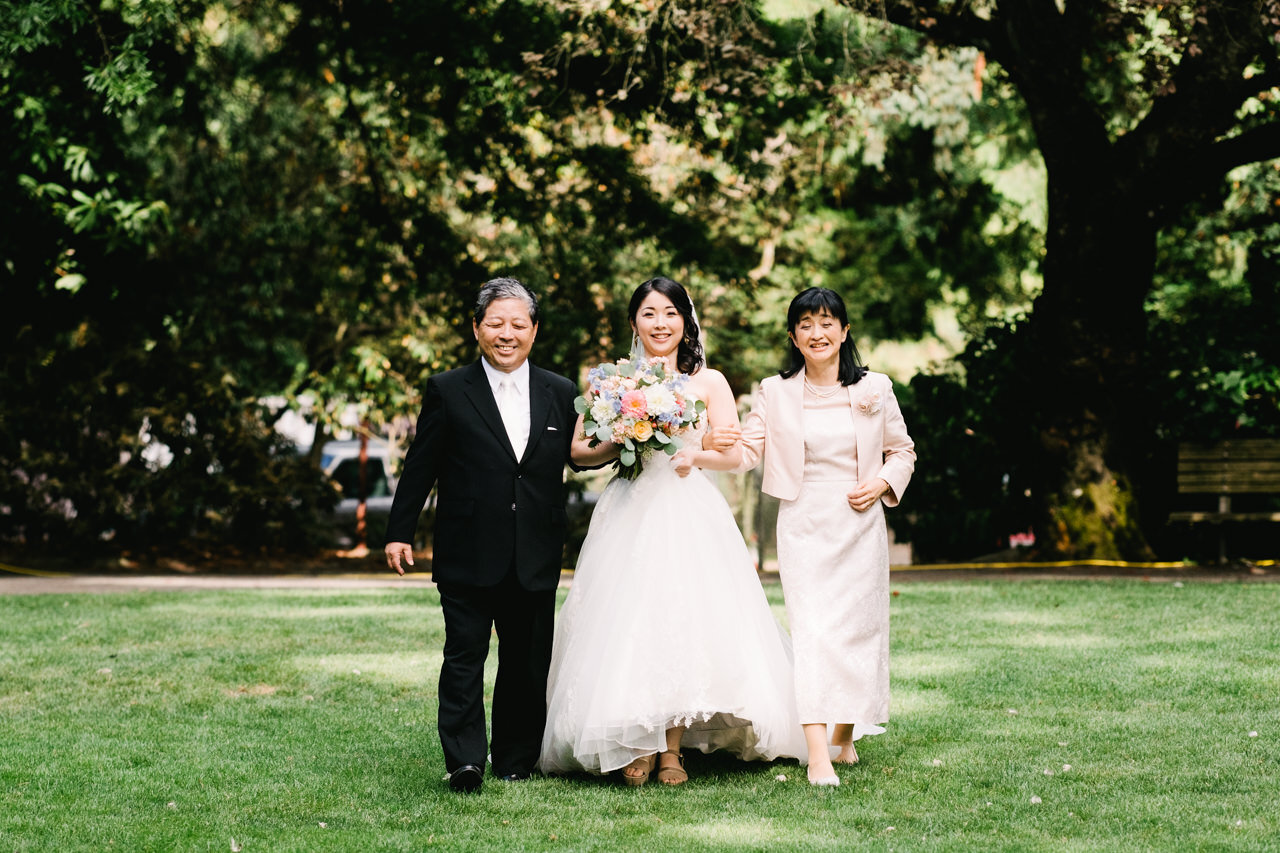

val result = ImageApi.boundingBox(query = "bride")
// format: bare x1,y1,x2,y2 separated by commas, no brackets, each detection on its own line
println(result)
538,276,806,786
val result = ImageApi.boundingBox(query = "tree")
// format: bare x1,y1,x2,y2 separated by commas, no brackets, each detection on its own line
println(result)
548,0,1280,558
525,1,1042,381
0,1,355,554
0,0,796,555
0,0,478,554
10,1,1269,562
848,1,1280,557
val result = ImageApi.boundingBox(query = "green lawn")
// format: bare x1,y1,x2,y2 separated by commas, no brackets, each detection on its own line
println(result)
1,579,1277,851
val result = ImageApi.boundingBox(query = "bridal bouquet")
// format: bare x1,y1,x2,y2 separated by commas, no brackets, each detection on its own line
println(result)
575,357,705,481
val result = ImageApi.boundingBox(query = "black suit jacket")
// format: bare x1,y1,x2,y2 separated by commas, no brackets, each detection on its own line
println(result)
384,360,578,591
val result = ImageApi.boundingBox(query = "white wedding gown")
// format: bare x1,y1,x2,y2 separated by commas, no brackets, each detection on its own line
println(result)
539,428,807,775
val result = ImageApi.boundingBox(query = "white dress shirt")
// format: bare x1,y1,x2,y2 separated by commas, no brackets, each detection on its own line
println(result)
481,357,531,457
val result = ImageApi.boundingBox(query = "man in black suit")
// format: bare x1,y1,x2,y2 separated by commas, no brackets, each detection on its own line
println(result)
384,277,578,793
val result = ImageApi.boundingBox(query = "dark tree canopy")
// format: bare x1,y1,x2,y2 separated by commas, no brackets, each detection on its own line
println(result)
3,0,1276,562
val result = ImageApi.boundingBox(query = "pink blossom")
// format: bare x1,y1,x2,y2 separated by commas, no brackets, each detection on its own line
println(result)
620,389,648,419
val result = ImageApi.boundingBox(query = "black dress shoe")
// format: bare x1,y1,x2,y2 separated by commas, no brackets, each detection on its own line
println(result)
448,764,484,793
496,771,531,782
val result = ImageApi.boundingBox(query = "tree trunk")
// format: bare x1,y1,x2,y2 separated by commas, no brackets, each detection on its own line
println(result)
1026,160,1158,559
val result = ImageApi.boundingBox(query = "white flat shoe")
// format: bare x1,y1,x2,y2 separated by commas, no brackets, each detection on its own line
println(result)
809,774,840,787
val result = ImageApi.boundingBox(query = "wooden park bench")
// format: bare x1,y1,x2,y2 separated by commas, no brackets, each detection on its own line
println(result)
1170,438,1280,562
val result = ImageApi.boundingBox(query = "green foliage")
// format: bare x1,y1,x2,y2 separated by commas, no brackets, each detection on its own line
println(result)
0,334,338,554
3,0,577,552
3,2,351,553
900,171,1280,560
1147,300,1280,441
894,322,1039,561
3,0,1276,560
1148,159,1280,440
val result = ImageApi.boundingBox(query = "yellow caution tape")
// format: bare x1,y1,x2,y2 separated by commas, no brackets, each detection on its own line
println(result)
891,559,1275,571
0,562,73,578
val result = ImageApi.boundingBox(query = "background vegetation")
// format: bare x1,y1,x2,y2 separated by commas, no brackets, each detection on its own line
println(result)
3,0,1277,564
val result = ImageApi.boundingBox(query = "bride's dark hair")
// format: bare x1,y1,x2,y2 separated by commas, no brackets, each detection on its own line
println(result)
628,277,705,375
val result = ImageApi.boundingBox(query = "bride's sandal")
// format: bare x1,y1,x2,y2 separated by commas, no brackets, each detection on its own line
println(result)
621,754,655,787
655,751,687,786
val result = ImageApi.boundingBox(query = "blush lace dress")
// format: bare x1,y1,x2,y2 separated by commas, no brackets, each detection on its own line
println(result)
538,423,807,775
775,386,889,739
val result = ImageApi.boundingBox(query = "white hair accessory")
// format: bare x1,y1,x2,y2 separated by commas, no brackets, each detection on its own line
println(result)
630,330,646,361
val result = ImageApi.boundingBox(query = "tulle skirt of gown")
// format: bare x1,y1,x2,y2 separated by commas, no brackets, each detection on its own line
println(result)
539,456,807,775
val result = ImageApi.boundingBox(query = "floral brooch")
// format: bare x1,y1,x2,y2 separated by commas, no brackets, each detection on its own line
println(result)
856,392,882,416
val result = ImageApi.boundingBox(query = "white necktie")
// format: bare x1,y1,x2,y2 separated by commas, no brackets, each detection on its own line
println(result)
497,378,526,458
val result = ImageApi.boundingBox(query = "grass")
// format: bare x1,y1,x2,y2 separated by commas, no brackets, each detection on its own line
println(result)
1,579,1277,851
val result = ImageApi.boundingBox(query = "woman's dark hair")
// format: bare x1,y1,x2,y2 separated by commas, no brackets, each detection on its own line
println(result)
628,276,705,374
779,287,867,385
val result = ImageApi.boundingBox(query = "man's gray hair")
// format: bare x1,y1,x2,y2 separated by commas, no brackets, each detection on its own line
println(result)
474,277,539,325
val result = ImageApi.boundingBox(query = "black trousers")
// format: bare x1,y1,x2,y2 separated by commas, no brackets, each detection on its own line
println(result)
435,571,556,777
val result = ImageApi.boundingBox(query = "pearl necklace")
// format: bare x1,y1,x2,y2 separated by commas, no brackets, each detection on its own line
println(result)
804,379,842,398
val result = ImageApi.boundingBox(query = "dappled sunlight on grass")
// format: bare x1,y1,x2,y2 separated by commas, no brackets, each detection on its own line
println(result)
161,596,431,621
1132,649,1280,672
895,653,975,677
1138,625,1251,647
303,653,440,686
978,606,1102,629
998,630,1117,649
680,817,784,845
893,688,957,714
255,604,432,621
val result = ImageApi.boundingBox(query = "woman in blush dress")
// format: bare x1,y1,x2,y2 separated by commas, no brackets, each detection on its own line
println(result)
538,277,806,787
707,287,915,786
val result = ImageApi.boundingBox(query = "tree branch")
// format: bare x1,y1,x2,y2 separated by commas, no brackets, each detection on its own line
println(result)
1142,122,1280,225
1238,66,1280,102
852,0,1115,161
1126,1,1280,213
1200,122,1280,180
848,0,1002,53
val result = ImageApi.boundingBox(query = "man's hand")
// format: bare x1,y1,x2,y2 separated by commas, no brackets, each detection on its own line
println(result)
385,542,414,576
701,425,741,452
847,479,891,513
